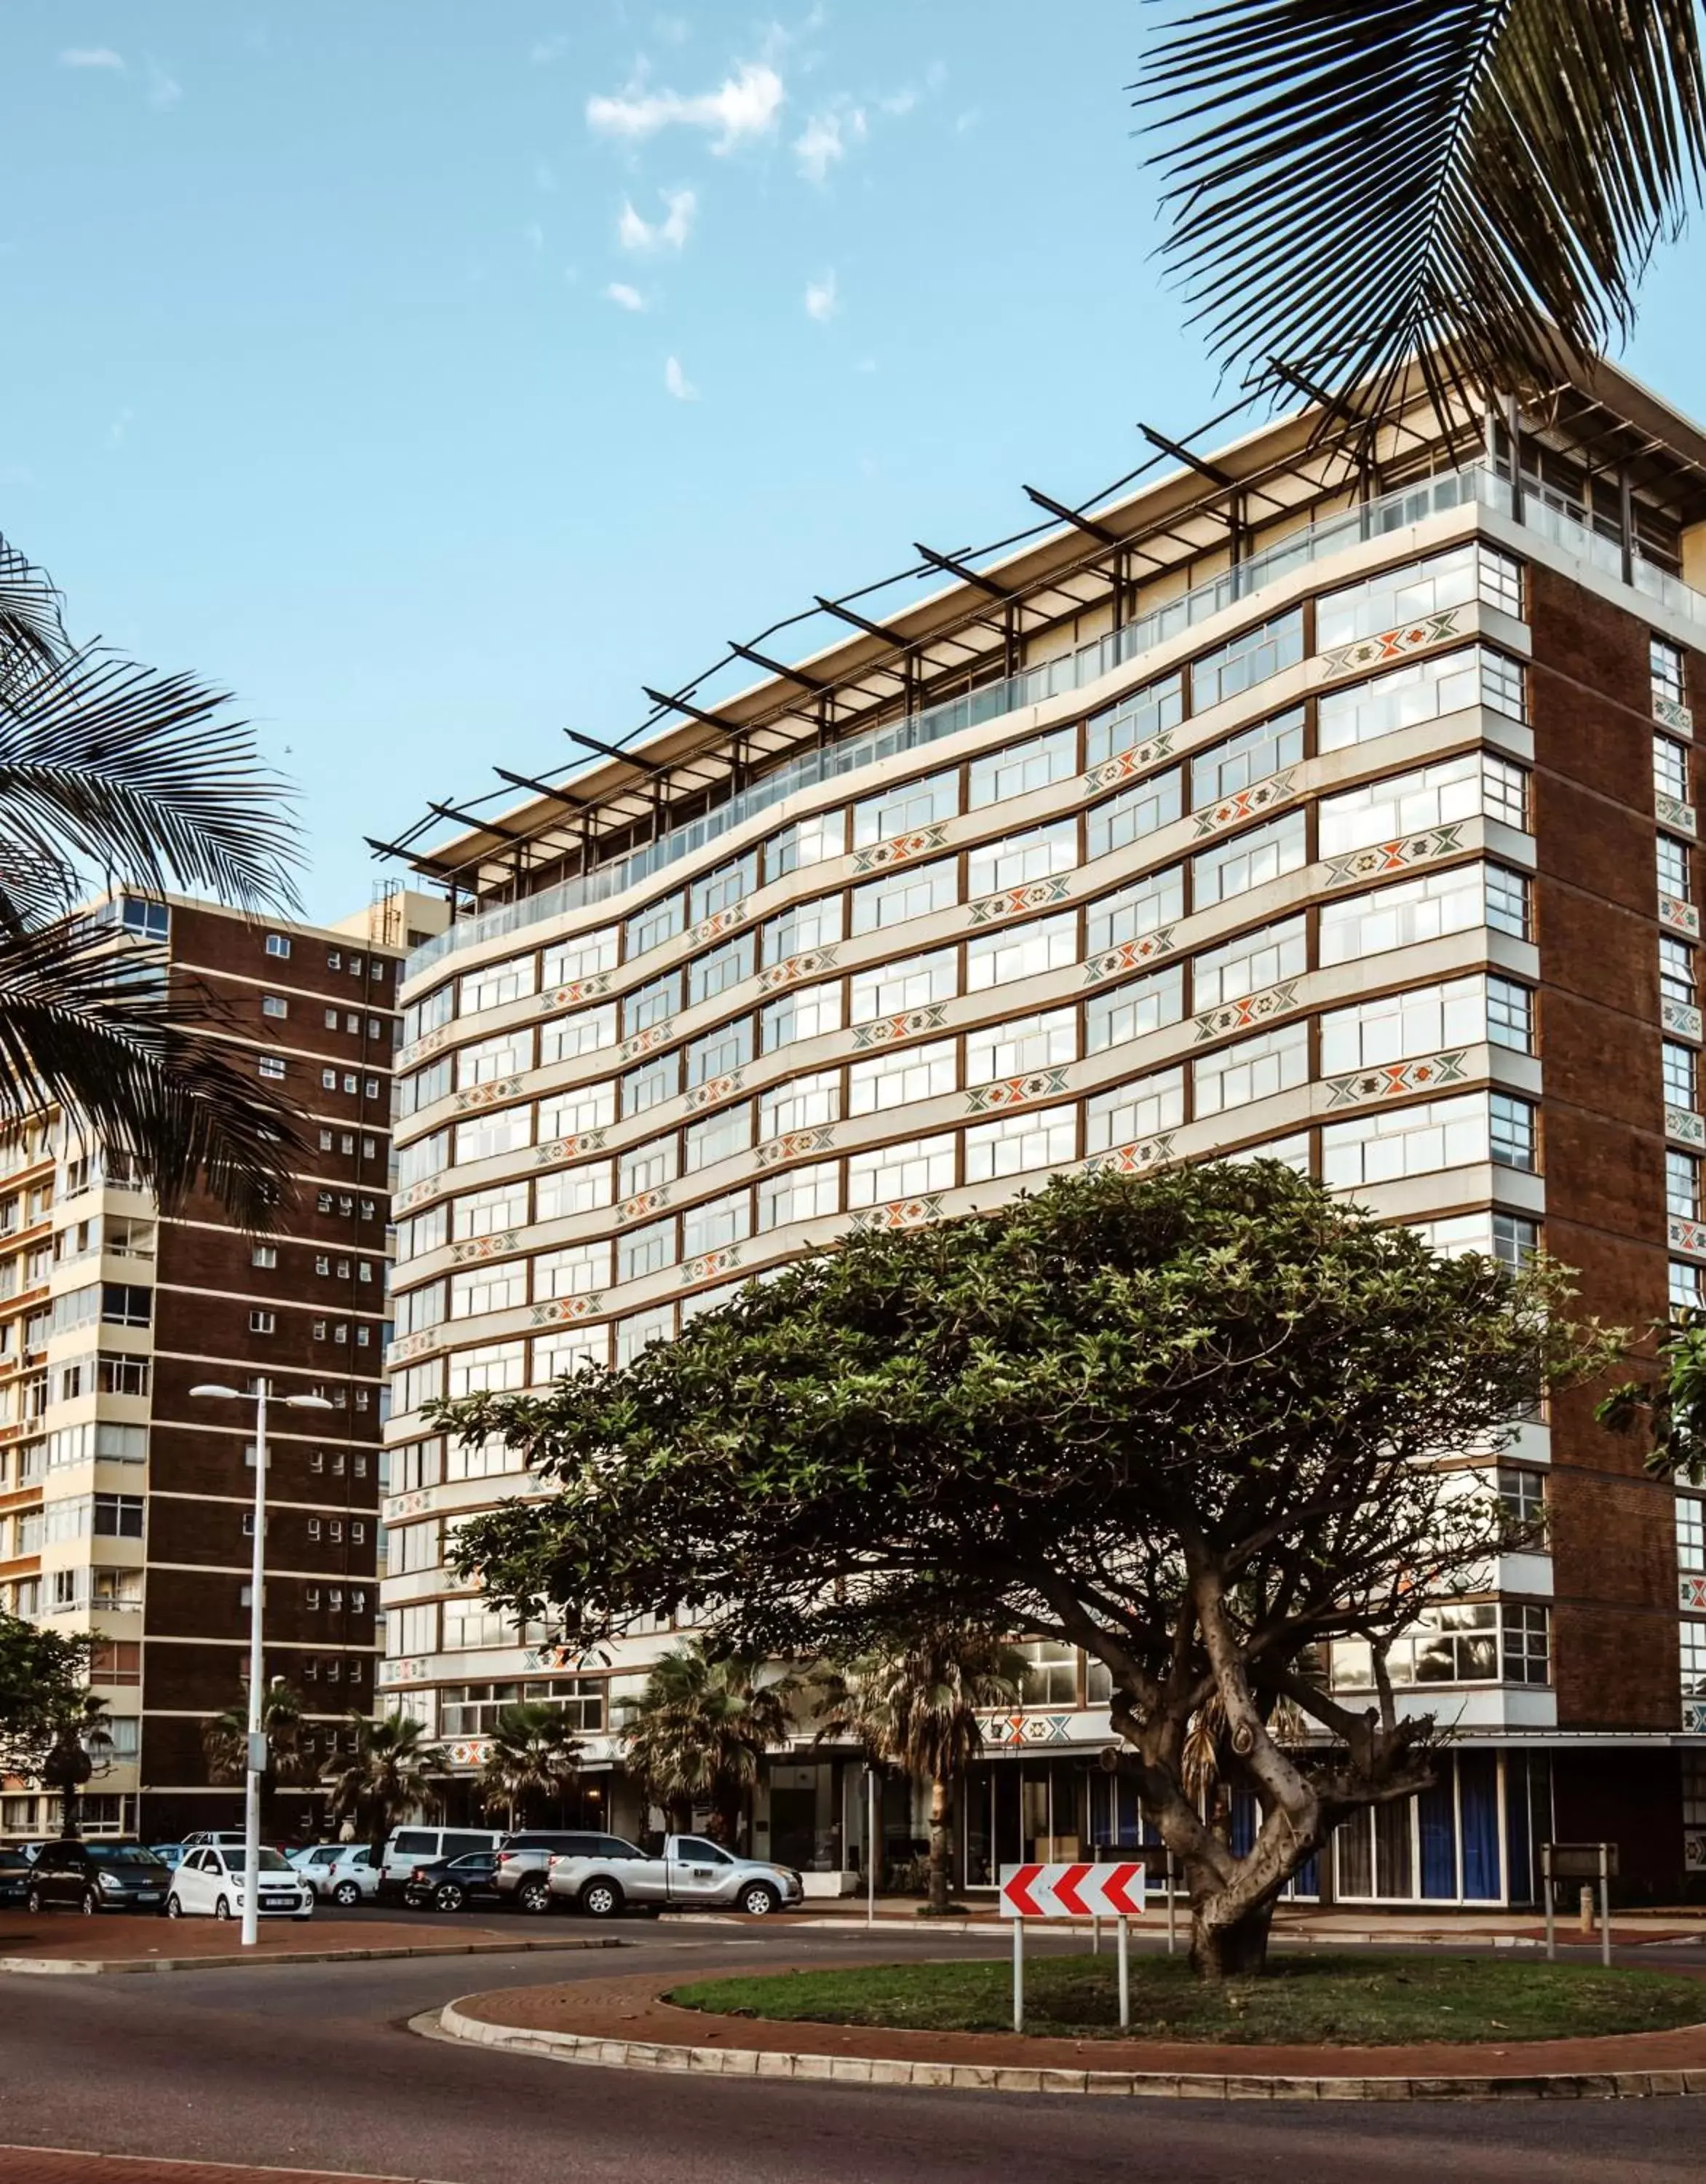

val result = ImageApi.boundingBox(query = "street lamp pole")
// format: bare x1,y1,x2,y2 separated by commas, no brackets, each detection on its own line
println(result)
192,1380,333,1948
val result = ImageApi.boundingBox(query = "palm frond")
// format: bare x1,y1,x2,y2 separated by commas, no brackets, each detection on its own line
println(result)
1138,0,1706,423
0,643,301,913
0,535,69,677
0,915,304,1229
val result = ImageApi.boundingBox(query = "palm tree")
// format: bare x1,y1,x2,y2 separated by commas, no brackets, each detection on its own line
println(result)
814,1627,1024,1915
1138,1,1706,435
40,1693,114,1839
621,1642,798,1848
201,1682,317,1837
325,1711,443,1859
0,532,303,1227
480,1700,583,1829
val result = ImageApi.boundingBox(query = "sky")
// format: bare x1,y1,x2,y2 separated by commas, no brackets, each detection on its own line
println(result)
6,4,1706,926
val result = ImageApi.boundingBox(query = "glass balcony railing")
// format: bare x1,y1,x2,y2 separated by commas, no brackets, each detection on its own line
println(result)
406,462,1706,981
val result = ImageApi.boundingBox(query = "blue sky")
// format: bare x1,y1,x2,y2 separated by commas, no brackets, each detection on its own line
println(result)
6,4,1706,925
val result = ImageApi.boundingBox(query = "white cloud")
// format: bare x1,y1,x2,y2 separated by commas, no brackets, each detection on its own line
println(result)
804,272,838,323
146,61,182,109
664,355,697,402
878,87,917,118
587,59,782,154
618,186,696,253
793,106,865,186
60,47,124,69
606,281,646,312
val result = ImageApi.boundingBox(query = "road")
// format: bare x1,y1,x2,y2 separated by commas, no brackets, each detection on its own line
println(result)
1,1916,1701,2183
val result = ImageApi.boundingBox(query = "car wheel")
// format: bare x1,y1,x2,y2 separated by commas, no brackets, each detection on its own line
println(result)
739,1882,780,1916
166,1894,183,1920
433,1883,466,1913
25,1885,44,1915
579,1878,623,1920
214,1896,232,1922
517,1878,552,1915
333,1880,361,1907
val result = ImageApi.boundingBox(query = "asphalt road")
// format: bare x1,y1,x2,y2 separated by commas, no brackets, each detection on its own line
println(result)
1,1920,1702,2184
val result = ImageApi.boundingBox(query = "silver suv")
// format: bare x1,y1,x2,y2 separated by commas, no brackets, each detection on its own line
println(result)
547,1832,804,1918
493,1830,608,1913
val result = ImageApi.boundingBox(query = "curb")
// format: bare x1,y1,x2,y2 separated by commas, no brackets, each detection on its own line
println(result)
433,1998,1706,2101
0,1936,627,1978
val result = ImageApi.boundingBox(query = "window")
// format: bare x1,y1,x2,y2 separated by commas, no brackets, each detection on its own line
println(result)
1656,734,1690,804
534,1162,613,1221
1665,1040,1698,1110
1673,1259,1706,1314
1485,864,1531,939
681,1191,751,1260
969,728,1075,807
1016,1639,1079,1706
1085,963,1185,1053
538,1082,616,1142
1320,976,1499,1074
118,895,170,942
847,1133,955,1206
967,913,1075,993
1193,1019,1309,1116
968,820,1078,898
539,1005,617,1066
626,893,684,958
453,1105,531,1166
100,1283,151,1327
1190,611,1304,712
261,994,288,1020
684,1103,752,1174
248,1310,275,1334
534,1241,609,1298
250,1243,277,1270
1317,647,1526,753
1320,753,1520,856
1490,1092,1536,1171
1485,976,1534,1051
456,1029,531,1089
757,1161,840,1230
853,768,959,846
394,1278,445,1337
93,1494,143,1539
264,933,291,959
450,1262,526,1319
964,1107,1075,1184
445,1342,525,1397
622,1053,678,1117
1192,810,1307,906
1315,542,1523,647
1498,1467,1548,1542
1502,1605,1550,1685
1084,673,1183,768
452,1179,528,1240
1678,1495,1705,1575
258,1056,286,1082
1191,710,1303,807
686,1017,753,1088
1084,1069,1185,1153
398,1056,451,1116
1192,918,1306,1011
1659,834,1692,903
849,1040,956,1115
689,933,755,1007
762,895,843,964
1652,635,1686,713
1662,938,1697,1008
849,949,956,1024
852,861,957,935
766,810,845,878
1086,772,1182,863
761,980,844,1052
619,1138,678,1200
1322,1093,1498,1188
965,1008,1076,1083
618,1218,675,1283
1086,869,1184,956
625,969,681,1035
761,1069,840,1139
690,852,755,924
1668,1149,1701,1222
542,927,619,986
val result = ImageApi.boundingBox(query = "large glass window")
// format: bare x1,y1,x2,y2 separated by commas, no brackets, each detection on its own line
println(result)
847,1134,955,1206
1084,1069,1185,1153
1085,964,1185,1053
1192,1019,1309,1117
969,728,1075,807
539,1004,617,1066
852,861,958,935
625,969,681,1034
849,949,956,1022
761,981,844,1052
1083,673,1183,767
1659,835,1692,902
849,1040,956,1115
456,1027,531,1089
445,1342,525,1398
618,1219,675,1283
686,1018,753,1088
681,1191,751,1260
625,893,683,958
1190,611,1304,713
459,952,537,1018
1086,771,1182,863
1086,869,1184,955
619,1138,678,1200
965,1009,1076,1083
1655,734,1690,803
758,1161,841,1230
1192,810,1307,906
1320,976,1496,1074
542,927,618,986
1191,709,1303,808
766,810,845,879
964,1107,1075,1184
535,1162,613,1220
762,895,844,963
1315,542,1523,646
622,1053,679,1117
968,821,1078,898
453,1106,531,1166
450,1262,525,1319
1322,1093,1496,1188
853,769,959,847
1319,753,1522,856
1317,647,1526,753
539,1081,616,1140
1192,917,1306,1010
1665,1040,1697,1109
684,1103,752,1173
760,1070,840,1139
688,933,755,1007
967,913,1076,992
452,1180,528,1240
534,1242,609,1299
690,852,755,925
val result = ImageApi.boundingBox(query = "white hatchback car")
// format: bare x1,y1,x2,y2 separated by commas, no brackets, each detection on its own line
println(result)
291,1844,379,1906
167,1844,314,1922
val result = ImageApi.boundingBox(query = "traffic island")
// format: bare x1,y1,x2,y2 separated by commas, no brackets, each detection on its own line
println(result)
0,1911,627,1976
435,1955,1706,2098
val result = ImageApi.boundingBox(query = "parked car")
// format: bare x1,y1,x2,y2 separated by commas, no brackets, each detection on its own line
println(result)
27,1840,172,1915
293,1844,380,1906
376,1826,504,1899
0,1848,33,1907
493,1830,609,1915
167,1844,313,1921
180,1829,264,1853
546,1834,804,1919
7,1840,59,1865
402,1849,504,1914
148,1844,186,1872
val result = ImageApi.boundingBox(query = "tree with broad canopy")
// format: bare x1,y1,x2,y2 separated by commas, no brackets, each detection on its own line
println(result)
434,1164,1614,1977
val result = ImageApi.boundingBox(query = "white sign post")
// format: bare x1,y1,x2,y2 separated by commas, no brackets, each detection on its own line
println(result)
999,1862,1146,2033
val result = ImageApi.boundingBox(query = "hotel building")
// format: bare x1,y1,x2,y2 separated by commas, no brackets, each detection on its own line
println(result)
377,357,1706,1902
0,889,439,1840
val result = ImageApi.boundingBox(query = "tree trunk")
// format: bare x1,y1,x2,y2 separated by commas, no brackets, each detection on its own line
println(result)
924,1776,953,1913
1189,1893,1275,1979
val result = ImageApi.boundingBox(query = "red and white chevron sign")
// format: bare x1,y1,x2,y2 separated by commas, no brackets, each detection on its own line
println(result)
999,1861,1146,1918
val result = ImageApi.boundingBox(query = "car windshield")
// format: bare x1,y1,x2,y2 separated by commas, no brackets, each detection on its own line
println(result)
85,1845,165,1869
0,1851,28,1870
228,1848,295,1874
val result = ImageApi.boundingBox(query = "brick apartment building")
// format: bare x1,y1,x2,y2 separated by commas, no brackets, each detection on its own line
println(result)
0,887,441,1841
373,354,1706,1902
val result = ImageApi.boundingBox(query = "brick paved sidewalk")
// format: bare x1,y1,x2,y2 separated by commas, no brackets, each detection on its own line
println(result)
0,2152,445,2184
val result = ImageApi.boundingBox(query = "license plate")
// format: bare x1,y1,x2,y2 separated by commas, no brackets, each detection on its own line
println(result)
136,1892,160,1903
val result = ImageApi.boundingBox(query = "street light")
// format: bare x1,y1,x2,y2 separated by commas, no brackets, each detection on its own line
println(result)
191,1380,333,1946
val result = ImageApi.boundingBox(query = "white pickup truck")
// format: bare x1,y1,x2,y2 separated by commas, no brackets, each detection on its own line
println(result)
545,1831,804,1918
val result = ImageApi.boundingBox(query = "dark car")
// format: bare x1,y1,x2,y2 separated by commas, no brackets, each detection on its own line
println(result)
402,1849,503,1914
28,1839,170,1915
0,1848,32,1907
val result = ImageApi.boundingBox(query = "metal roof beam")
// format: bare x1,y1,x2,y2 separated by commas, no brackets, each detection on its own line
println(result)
726,640,825,691
912,541,1011,598
1022,486,1122,547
